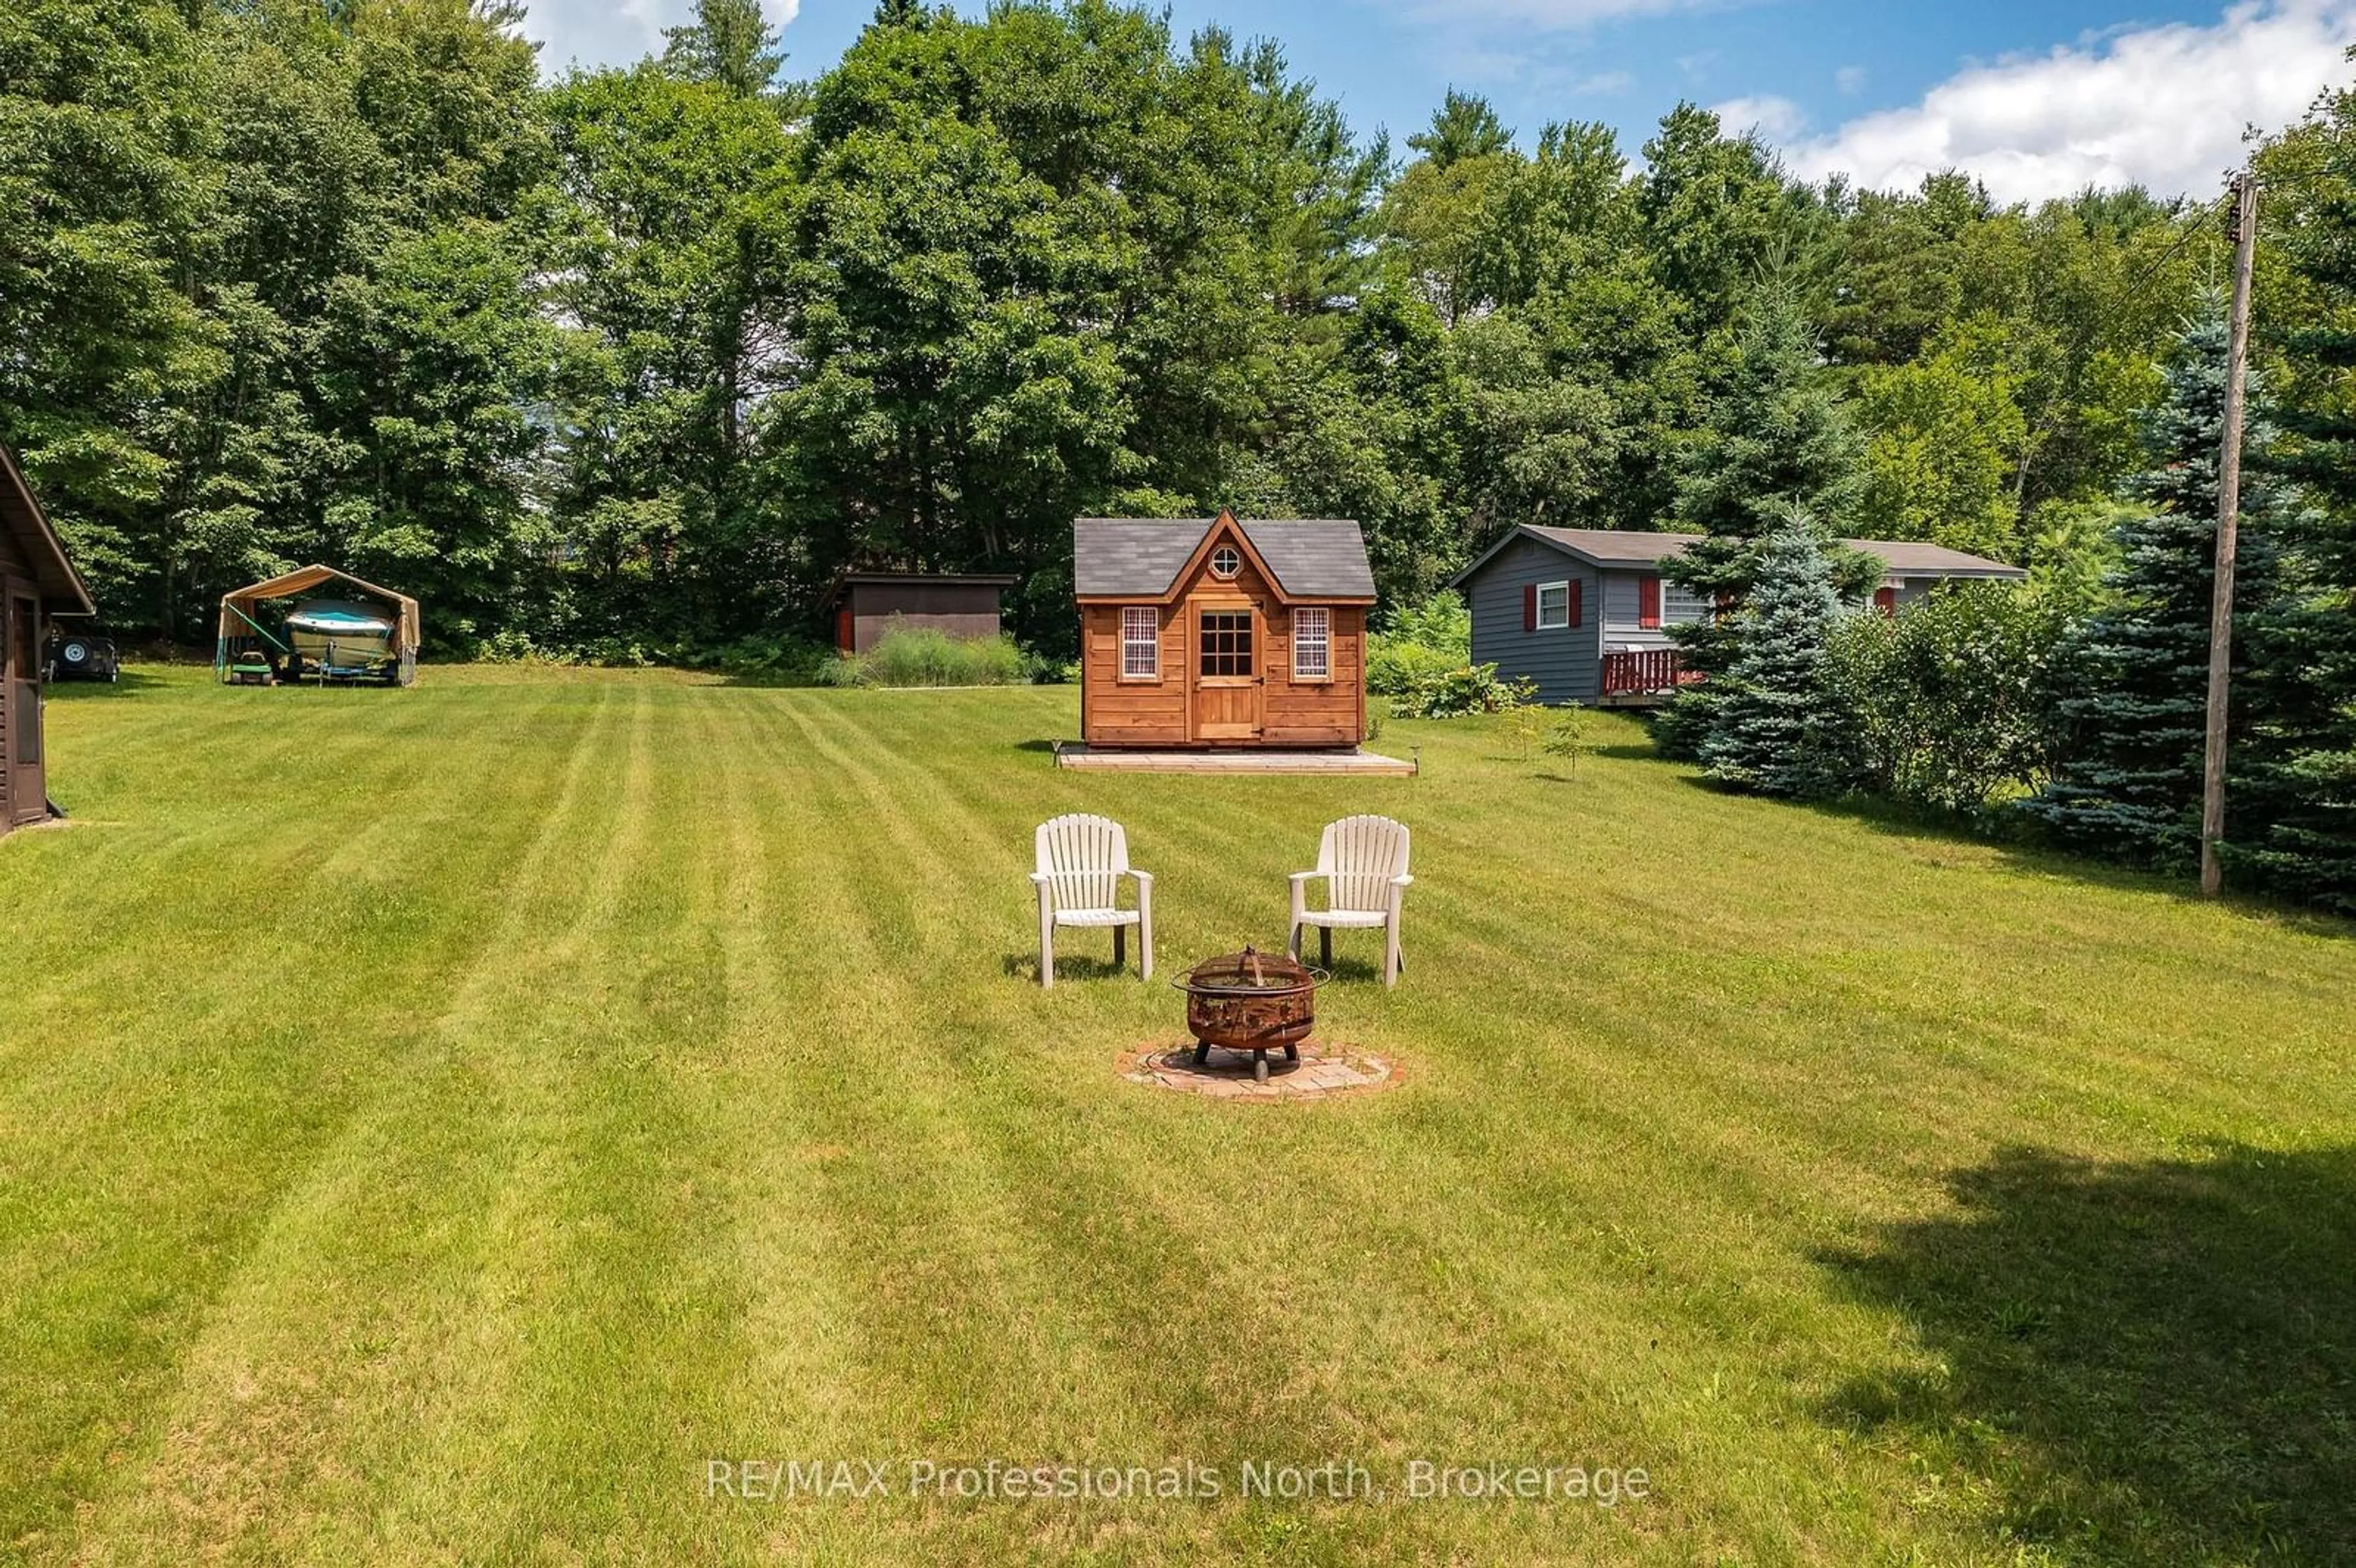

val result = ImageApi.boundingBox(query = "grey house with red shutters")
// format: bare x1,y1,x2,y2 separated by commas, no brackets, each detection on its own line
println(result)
1448,525,2025,706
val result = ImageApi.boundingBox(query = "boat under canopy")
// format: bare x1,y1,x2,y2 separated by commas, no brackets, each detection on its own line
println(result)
286,600,398,671
215,564,420,686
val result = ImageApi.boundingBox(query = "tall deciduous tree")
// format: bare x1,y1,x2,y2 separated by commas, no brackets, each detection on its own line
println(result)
1854,321,2029,559
0,0,211,620
542,59,797,645
1638,104,1805,334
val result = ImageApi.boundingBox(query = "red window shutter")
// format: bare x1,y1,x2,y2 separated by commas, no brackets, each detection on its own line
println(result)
1523,583,1537,631
835,605,854,653
1568,580,1583,628
1873,586,1898,617
1638,575,1662,629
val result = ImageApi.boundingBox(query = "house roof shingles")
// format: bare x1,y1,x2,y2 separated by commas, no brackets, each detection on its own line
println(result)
1455,524,2025,583
1074,517,1376,600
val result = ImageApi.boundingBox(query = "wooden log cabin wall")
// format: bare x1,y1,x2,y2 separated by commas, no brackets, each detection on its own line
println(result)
1072,513,1375,748
0,445,98,832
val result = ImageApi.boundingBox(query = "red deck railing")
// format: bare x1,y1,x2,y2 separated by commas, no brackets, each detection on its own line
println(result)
1601,648,1683,696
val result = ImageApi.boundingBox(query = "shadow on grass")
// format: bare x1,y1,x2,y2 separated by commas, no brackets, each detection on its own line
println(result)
997,951,1141,984
1598,719,2353,939
1003,945,1401,985
1011,738,1060,754
704,672,818,690
44,669,173,699
1279,941,1396,984
1787,791,2356,941
1820,1144,2356,1564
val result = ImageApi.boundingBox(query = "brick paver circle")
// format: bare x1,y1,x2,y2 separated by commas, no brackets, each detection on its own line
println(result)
1116,1039,1400,1101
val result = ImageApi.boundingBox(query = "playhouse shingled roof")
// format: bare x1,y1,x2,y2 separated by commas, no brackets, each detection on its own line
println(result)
1073,516,1376,601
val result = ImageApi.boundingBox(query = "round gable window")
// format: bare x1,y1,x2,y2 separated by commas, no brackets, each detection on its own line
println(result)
1210,545,1242,578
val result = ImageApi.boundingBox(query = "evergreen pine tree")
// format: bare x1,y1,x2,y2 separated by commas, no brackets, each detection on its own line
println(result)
662,0,787,98
2023,306,2284,870
1700,512,1864,798
2244,148,2356,912
1658,284,1865,757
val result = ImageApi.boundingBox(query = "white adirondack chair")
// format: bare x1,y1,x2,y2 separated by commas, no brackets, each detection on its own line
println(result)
1031,814,1153,988
1288,815,1412,987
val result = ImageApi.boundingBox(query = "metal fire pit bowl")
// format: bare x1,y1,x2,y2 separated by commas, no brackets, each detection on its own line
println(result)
1172,945,1329,1081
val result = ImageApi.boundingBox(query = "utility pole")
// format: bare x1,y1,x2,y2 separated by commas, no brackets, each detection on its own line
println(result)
2201,169,2260,897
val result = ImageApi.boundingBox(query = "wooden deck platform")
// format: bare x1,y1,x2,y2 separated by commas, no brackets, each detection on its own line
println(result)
1053,744,1416,775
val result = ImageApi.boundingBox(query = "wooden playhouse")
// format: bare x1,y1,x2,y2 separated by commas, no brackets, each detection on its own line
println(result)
1072,512,1374,749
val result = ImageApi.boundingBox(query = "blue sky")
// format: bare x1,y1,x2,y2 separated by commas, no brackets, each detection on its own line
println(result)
524,0,2356,202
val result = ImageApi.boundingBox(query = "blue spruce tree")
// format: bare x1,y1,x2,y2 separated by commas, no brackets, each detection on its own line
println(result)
1700,512,1863,798
1657,285,1867,760
2023,306,2284,870
2241,148,2356,913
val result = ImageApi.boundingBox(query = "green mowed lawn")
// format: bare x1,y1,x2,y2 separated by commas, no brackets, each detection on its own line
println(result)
5,667,2353,1566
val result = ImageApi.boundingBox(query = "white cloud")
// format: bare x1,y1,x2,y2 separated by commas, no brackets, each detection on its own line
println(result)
1771,0,2356,204
1569,69,1637,97
1709,93,1806,140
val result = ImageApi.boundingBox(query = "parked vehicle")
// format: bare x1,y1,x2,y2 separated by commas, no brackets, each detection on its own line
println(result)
45,630,118,683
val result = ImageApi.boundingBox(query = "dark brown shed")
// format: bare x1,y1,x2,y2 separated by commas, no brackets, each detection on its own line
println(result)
827,572,1018,655
0,445,98,833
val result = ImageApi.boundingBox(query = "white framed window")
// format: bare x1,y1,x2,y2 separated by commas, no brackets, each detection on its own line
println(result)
1536,581,1571,630
1293,606,1331,679
1210,544,1242,578
1662,582,1712,625
1120,607,1159,678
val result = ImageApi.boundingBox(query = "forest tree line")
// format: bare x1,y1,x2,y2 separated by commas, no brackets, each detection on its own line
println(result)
5,0,2329,654
10,0,2356,906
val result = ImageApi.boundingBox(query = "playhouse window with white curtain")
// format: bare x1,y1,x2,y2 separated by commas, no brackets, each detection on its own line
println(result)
1120,607,1159,678
1293,607,1330,678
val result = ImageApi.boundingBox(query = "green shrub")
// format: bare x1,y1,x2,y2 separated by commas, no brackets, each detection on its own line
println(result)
1368,591,1471,696
1023,654,1079,685
828,625,1028,688
1823,580,2071,814
575,636,657,668
1390,662,1534,720
476,629,579,665
701,635,834,684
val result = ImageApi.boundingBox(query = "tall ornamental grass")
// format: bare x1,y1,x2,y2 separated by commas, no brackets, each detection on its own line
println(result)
825,624,1028,687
